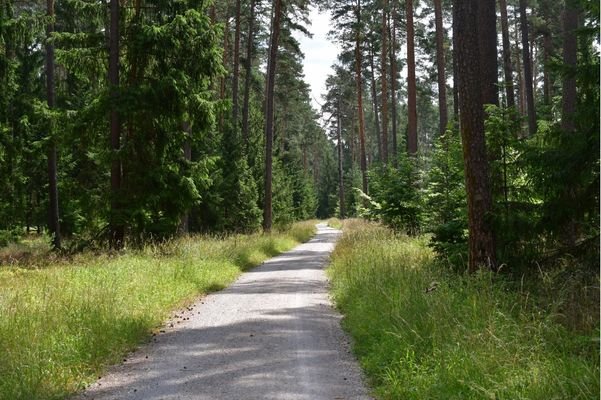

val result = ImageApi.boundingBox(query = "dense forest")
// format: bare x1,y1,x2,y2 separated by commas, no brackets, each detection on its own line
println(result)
0,0,598,270
0,0,599,398
1,0,328,249
1,0,598,274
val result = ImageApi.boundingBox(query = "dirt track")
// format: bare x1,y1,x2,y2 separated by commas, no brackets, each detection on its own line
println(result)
76,223,371,400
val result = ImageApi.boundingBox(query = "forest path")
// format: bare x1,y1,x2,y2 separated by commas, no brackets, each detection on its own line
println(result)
76,223,371,400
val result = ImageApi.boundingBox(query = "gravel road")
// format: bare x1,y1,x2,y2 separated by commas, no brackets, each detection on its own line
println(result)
76,223,371,400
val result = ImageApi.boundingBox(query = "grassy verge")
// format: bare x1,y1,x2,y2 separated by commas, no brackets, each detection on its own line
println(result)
328,219,599,399
0,221,316,400
326,217,343,229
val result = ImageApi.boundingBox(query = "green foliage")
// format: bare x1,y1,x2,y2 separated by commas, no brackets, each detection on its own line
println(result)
485,105,543,265
219,126,262,233
424,125,467,267
328,220,599,400
291,167,318,220
343,167,363,217
316,149,339,219
271,158,295,227
115,6,222,240
366,158,423,235
0,228,21,247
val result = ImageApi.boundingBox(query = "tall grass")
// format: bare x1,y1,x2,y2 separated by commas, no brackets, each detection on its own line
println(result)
0,221,316,400
328,219,599,399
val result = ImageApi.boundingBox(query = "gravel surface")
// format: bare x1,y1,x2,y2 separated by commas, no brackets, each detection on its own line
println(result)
75,223,371,400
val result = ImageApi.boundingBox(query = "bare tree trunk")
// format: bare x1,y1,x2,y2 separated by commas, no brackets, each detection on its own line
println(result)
355,0,368,193
242,0,256,148
380,0,389,163
452,15,459,120
453,0,497,272
109,0,124,249
519,0,537,136
337,99,346,218
514,7,526,120
302,145,307,172
369,43,382,160
179,121,191,234
232,0,242,132
263,0,282,232
561,1,577,132
478,0,499,106
561,2,580,245
389,5,398,163
406,0,418,155
434,0,448,135
46,0,61,250
349,112,356,165
531,35,538,103
542,30,553,105
210,4,216,22
219,17,229,133
499,0,516,108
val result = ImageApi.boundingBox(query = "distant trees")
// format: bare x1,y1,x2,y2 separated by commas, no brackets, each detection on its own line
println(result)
519,0,537,135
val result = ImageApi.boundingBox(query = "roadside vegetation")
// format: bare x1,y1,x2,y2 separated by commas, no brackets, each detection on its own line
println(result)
0,221,316,400
328,219,599,400
326,217,343,229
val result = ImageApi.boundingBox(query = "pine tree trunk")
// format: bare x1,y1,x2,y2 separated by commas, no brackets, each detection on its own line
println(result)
542,31,553,105
452,16,459,120
242,0,255,148
337,99,346,218
263,0,282,232
406,0,418,155
561,2,579,245
389,5,398,163
355,0,368,193
219,17,229,134
531,36,538,102
210,5,216,22
519,0,537,136
561,1,577,133
514,8,526,120
232,0,242,133
369,43,382,160
349,113,356,165
179,121,191,234
109,0,123,249
453,0,497,272
499,0,516,108
434,0,448,136
46,0,61,250
478,0,499,106
380,0,389,163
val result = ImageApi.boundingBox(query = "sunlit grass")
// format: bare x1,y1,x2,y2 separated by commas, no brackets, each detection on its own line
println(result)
326,217,343,229
328,219,599,399
0,220,316,400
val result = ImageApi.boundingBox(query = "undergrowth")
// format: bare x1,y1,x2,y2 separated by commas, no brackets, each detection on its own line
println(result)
328,219,599,399
0,221,316,400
